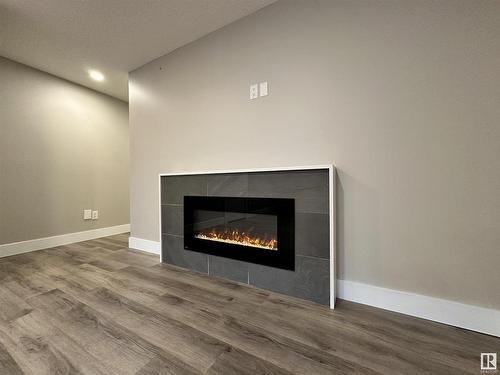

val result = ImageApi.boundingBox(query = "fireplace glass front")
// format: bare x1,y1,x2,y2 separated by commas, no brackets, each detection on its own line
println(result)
184,196,294,270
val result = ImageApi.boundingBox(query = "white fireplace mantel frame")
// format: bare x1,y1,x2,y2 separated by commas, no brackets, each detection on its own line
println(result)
158,164,336,309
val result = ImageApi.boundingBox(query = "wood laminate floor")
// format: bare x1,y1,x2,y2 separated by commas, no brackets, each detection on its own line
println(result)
0,234,498,374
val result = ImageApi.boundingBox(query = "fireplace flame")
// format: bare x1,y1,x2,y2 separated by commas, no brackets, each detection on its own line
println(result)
195,228,277,250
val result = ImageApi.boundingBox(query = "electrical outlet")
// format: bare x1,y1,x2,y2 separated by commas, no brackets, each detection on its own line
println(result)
92,210,99,220
249,83,258,100
259,81,268,97
83,209,92,220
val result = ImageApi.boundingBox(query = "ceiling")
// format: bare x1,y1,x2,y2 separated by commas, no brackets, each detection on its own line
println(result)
0,0,276,101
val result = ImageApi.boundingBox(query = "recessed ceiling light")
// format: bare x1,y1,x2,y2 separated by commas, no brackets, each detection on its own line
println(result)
89,70,104,82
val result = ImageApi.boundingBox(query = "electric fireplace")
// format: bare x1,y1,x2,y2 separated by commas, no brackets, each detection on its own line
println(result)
184,196,295,270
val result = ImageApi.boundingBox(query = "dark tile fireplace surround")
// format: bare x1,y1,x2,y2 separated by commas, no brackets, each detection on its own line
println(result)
160,169,331,305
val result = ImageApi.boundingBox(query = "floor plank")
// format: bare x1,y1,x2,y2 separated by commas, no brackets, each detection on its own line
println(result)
0,233,497,374
206,347,294,375
27,289,157,374
135,354,203,375
76,287,229,373
0,286,33,322
118,265,476,373
0,310,107,375
0,340,24,375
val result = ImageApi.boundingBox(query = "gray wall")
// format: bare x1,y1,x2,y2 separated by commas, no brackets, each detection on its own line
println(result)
129,1,500,309
0,57,129,245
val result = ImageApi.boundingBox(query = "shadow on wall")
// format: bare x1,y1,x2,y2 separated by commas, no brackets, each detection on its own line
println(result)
336,169,380,282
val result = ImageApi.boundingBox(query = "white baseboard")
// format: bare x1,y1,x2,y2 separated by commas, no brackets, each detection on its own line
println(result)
0,224,130,259
338,279,500,338
129,237,161,255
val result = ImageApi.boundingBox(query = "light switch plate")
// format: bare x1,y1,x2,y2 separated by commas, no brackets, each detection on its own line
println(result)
259,81,268,97
250,84,258,100
92,210,99,220
83,209,92,220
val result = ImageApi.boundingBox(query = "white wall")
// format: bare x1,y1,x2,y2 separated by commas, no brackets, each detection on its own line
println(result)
129,0,500,310
0,57,129,245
